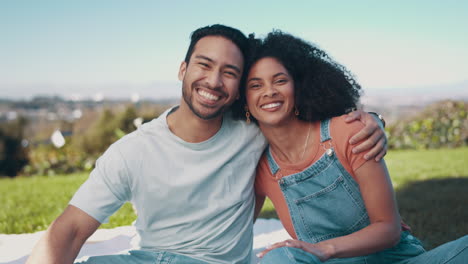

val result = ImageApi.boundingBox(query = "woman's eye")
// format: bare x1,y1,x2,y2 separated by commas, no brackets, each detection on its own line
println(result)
275,79,287,84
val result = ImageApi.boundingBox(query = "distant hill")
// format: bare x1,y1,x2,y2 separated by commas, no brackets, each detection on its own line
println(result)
361,80,468,125
1,80,467,126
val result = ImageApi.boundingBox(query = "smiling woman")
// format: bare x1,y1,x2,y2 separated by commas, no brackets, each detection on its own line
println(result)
234,30,468,264
246,57,296,127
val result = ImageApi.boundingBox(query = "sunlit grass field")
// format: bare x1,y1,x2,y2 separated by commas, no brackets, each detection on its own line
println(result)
1,147,467,249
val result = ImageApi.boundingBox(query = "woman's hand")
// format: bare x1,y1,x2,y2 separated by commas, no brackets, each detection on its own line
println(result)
256,239,333,261
345,110,387,161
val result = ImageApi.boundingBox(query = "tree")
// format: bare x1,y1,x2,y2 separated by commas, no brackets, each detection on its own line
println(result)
0,117,29,177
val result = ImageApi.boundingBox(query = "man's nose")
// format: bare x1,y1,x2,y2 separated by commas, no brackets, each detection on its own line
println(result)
206,71,222,89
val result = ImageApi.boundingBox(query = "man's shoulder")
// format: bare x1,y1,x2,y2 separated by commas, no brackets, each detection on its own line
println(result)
224,112,261,133
108,115,166,155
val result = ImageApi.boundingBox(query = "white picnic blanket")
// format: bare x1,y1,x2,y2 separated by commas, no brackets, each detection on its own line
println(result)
0,219,290,264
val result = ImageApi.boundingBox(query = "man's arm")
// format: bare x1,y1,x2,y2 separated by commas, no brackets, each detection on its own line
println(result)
345,110,387,161
26,205,100,264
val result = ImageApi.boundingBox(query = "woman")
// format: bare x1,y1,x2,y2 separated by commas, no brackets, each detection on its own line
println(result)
237,31,468,263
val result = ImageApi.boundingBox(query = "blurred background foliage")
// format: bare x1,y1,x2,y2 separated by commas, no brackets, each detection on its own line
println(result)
1,103,169,177
387,100,467,149
1,99,467,177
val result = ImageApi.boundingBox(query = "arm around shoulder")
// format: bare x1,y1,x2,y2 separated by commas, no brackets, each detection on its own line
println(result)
26,205,101,264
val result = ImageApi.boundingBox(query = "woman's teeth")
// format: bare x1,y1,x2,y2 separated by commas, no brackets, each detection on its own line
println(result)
261,102,282,109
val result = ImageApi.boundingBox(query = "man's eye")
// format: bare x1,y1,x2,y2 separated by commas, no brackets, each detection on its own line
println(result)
225,71,237,78
199,63,209,67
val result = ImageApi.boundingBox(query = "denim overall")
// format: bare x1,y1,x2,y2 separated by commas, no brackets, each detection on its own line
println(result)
260,119,468,264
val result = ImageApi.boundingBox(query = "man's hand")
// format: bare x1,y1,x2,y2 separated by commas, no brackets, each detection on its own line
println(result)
345,110,387,161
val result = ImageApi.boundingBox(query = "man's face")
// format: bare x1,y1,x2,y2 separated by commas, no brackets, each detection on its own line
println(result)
178,36,244,120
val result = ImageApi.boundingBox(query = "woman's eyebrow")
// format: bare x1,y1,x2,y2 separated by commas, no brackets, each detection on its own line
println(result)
247,77,262,82
273,72,288,78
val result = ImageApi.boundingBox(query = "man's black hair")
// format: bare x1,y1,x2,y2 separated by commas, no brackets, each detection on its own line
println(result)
184,24,249,64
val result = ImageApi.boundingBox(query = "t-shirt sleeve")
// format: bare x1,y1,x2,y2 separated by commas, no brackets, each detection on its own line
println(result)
69,144,131,223
331,116,368,177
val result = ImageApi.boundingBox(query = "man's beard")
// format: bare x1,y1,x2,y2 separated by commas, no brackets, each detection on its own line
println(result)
182,82,228,120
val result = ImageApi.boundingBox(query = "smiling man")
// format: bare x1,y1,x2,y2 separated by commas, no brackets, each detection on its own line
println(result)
27,24,387,264
178,36,242,121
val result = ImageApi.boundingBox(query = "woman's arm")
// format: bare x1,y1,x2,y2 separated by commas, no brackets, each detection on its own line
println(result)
315,159,401,259
257,159,401,261
254,193,266,223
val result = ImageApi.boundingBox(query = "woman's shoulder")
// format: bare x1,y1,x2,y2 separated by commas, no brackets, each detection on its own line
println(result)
329,114,365,139
328,115,368,175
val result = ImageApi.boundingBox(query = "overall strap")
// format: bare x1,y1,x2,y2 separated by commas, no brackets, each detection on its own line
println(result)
266,147,280,174
320,118,332,142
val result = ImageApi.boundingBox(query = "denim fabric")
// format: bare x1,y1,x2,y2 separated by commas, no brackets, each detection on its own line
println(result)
260,247,322,264
396,235,468,264
260,119,468,264
75,250,209,264
266,119,370,245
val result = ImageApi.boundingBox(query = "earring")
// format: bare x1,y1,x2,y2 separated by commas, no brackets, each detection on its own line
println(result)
294,106,299,116
245,106,251,124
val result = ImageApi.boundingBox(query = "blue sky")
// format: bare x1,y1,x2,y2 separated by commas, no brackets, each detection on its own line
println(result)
1,0,467,99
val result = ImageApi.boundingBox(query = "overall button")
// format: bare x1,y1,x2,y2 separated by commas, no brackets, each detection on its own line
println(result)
326,149,334,156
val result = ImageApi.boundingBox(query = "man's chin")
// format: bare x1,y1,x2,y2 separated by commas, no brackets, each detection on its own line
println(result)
188,104,224,120
193,109,224,120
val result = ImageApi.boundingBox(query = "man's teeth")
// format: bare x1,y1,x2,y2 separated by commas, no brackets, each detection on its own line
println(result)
261,102,282,109
198,90,220,101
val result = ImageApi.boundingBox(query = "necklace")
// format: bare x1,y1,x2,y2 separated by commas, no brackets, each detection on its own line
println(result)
271,123,312,181
300,123,312,160
271,123,312,163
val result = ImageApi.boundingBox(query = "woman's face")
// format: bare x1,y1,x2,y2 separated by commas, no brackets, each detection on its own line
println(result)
246,57,296,127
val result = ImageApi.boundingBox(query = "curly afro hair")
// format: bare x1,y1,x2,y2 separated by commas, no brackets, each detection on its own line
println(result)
232,30,362,123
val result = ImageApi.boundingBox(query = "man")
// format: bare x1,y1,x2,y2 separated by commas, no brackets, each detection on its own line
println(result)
27,24,386,264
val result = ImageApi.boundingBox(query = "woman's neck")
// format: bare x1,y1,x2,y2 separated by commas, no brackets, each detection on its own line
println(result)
259,119,316,164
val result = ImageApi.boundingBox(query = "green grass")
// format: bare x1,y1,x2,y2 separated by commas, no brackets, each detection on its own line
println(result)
1,147,467,249
0,173,136,234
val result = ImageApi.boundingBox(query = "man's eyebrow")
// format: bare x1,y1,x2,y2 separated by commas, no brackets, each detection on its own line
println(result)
194,55,241,74
225,64,241,74
194,55,214,62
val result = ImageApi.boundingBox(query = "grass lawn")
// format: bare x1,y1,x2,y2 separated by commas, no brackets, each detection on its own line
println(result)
1,147,467,250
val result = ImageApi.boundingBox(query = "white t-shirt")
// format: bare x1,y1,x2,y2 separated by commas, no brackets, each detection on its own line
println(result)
70,107,267,264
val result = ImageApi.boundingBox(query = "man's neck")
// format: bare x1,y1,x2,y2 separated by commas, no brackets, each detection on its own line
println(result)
166,102,223,143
